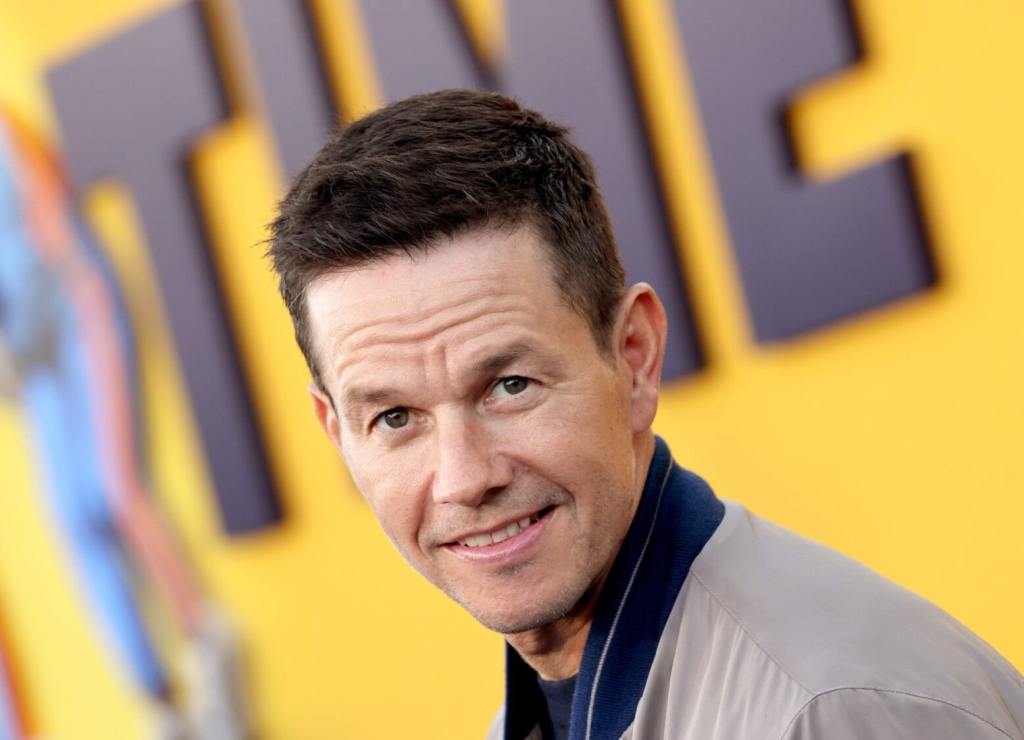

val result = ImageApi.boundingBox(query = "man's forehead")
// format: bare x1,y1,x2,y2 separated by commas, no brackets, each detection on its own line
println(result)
313,225,528,292
307,271,541,366
304,227,565,354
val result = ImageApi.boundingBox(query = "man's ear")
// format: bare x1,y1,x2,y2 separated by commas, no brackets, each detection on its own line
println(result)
614,283,668,434
309,381,343,451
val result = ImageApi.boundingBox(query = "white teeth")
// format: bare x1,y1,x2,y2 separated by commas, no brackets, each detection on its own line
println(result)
491,522,519,545
491,528,511,545
458,515,537,547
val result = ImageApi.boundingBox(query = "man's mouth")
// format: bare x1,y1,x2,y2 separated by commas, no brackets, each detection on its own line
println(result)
452,506,555,548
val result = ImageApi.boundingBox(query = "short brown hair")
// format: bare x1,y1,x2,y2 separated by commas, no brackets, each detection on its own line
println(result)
267,89,626,388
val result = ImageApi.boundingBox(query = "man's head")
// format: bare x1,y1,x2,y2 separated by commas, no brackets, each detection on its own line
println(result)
267,90,667,635
269,89,626,388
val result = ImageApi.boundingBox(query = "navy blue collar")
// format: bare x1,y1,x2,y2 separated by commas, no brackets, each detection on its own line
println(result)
503,437,725,740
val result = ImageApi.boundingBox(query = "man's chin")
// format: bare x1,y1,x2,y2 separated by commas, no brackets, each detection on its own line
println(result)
457,591,580,636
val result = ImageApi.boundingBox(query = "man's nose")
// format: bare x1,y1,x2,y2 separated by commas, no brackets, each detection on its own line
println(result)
431,414,511,507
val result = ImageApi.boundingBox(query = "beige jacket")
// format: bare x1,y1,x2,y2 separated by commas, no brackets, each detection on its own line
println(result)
489,441,1024,739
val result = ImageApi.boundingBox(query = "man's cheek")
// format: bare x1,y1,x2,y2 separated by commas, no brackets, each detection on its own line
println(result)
512,400,600,453
348,444,412,496
370,502,418,567
371,488,427,552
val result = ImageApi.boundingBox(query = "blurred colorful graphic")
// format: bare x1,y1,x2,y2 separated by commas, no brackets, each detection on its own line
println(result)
0,112,250,739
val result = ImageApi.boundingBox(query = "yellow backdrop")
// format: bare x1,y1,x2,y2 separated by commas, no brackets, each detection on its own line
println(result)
0,0,1021,737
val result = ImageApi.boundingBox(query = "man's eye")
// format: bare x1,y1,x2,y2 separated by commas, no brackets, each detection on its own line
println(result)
497,376,530,396
377,407,410,429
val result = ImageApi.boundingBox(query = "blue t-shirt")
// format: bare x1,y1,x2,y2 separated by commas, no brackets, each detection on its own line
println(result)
537,674,576,740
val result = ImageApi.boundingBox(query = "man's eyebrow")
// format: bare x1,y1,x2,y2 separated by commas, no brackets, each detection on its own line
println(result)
338,344,546,422
340,386,400,423
471,343,537,377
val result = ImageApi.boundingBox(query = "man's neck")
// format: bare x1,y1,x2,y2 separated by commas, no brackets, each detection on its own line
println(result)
504,580,603,680
504,434,656,681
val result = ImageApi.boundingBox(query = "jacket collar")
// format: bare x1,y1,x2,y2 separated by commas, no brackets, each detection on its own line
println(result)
503,436,725,740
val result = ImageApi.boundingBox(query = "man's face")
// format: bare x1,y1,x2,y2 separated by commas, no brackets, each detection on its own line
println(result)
306,226,655,633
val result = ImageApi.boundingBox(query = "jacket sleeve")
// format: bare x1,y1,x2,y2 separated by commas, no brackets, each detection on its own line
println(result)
485,705,504,740
782,688,1018,740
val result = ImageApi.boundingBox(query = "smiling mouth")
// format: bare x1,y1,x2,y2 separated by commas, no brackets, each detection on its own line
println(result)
454,506,555,548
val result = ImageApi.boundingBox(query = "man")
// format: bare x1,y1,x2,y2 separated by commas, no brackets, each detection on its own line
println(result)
267,89,1024,739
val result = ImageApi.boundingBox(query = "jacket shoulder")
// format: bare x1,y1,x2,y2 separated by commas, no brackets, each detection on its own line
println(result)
783,687,1017,739
688,501,1024,737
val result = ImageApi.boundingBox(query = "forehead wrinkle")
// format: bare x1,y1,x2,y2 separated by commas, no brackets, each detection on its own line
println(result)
342,286,527,348
328,301,538,381
333,271,509,328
